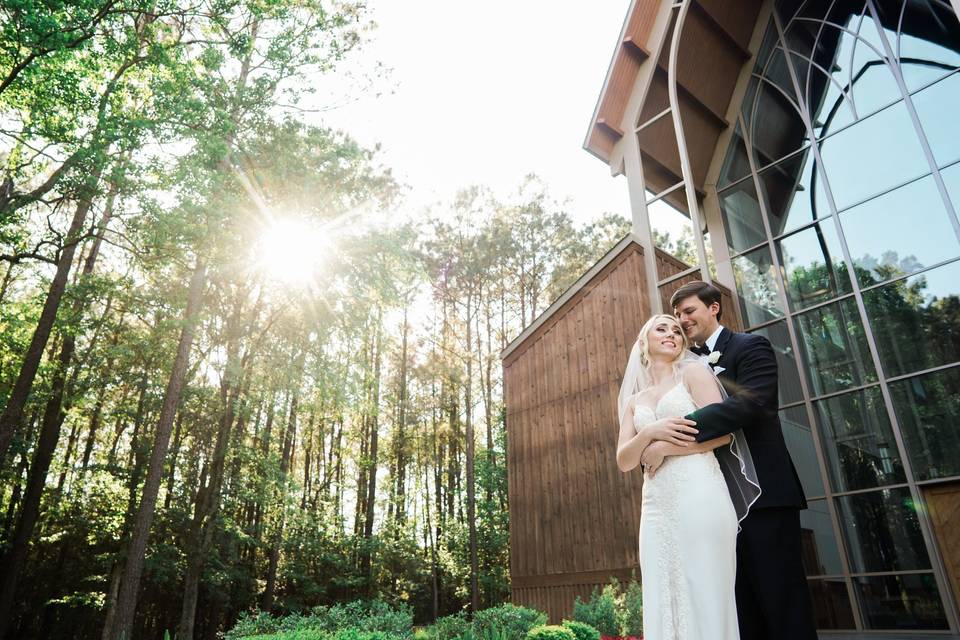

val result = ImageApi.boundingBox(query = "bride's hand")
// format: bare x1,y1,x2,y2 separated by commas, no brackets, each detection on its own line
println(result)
641,416,698,446
641,442,667,476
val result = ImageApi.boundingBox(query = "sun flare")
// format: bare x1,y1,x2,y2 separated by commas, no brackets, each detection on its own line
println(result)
255,217,327,287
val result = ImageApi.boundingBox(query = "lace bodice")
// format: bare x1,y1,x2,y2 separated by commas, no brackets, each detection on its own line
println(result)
632,382,697,432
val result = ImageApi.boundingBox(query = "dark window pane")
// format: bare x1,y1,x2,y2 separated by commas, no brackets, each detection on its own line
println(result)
865,260,960,378
780,405,825,497
836,487,931,573
914,72,960,168
717,124,752,188
747,50,808,167
719,179,765,255
778,221,852,311
839,175,960,288
759,147,829,237
808,577,856,629
800,498,844,576
890,366,960,481
780,1,902,138
733,247,785,327
819,102,930,211
854,573,948,630
876,0,960,92
794,297,876,396
751,321,804,405
815,386,906,492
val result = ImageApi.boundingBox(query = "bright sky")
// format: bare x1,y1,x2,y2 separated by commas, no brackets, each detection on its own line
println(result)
309,0,633,225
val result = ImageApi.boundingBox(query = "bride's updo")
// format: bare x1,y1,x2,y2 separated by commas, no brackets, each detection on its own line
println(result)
635,313,689,368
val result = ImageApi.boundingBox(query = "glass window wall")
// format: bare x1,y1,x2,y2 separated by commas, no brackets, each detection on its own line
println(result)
709,1,960,631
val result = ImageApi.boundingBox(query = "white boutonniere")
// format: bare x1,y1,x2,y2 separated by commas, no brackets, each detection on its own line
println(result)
707,350,722,364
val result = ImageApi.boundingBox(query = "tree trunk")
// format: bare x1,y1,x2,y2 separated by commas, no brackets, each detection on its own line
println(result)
0,191,95,463
177,296,252,640
465,293,479,614
261,345,305,612
0,182,112,639
102,259,206,640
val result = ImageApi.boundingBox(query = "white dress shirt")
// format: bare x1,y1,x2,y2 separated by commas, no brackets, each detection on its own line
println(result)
703,324,725,352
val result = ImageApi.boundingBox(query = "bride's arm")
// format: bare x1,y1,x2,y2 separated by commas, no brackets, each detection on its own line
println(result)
618,397,700,472
641,434,733,475
617,398,653,472
641,364,728,474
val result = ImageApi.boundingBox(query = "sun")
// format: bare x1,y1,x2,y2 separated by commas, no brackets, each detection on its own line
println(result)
254,217,328,287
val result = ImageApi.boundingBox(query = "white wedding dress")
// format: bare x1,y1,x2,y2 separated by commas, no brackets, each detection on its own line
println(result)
634,382,740,640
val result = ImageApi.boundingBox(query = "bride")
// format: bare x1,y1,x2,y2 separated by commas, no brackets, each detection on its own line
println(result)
616,314,760,640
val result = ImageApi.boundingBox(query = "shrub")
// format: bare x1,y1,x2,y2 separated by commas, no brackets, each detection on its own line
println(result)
429,613,471,640
243,631,327,640
525,625,576,640
474,604,548,640
311,600,414,638
620,579,642,638
225,599,413,639
225,610,281,639
571,584,619,636
560,620,599,640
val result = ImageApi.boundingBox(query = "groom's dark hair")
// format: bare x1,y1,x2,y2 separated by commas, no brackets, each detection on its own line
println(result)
670,280,723,322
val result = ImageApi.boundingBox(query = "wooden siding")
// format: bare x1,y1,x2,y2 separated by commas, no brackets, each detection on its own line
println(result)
503,241,651,622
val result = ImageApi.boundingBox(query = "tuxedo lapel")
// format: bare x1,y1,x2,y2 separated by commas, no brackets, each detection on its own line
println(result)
713,326,733,355
712,327,734,378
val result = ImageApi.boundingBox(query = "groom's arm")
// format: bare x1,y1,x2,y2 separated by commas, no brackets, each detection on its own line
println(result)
686,335,779,443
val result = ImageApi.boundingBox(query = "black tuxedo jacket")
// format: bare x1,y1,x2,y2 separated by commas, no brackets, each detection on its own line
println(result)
686,327,807,510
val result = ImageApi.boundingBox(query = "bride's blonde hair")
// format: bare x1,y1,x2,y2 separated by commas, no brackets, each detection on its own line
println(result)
635,313,689,369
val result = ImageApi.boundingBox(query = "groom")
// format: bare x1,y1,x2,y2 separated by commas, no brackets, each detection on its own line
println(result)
657,280,817,640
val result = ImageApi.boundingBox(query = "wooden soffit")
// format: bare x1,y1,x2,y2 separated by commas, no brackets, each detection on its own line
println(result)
585,0,763,192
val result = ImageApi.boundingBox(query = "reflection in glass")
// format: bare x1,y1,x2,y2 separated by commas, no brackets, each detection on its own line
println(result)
815,386,905,492
890,365,960,482
875,0,960,92
807,577,856,630
794,297,876,396
759,148,828,237
719,179,765,255
780,405,825,498
914,72,960,168
752,321,803,405
800,499,843,576
864,260,960,378
837,487,930,573
778,222,851,311
819,102,930,211
854,573,948,630
733,247,784,327
840,175,960,287
717,124,752,189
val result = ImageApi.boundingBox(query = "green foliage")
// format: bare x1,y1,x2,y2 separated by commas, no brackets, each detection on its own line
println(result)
571,581,620,636
473,604,547,640
525,625,576,640
560,620,600,640
226,600,413,639
620,579,643,638
428,613,471,640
